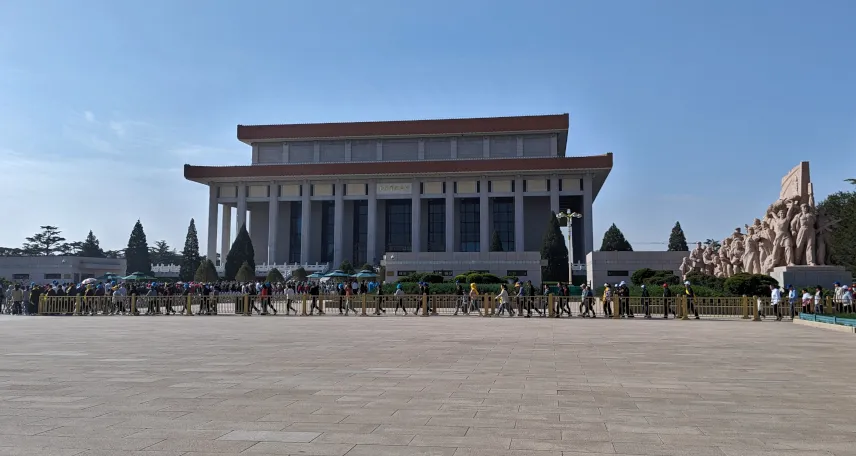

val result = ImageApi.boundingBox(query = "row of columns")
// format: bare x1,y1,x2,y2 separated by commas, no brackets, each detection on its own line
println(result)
206,174,595,266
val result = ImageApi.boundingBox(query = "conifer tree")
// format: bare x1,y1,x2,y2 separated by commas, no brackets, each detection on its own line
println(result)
235,261,256,282
600,223,633,251
540,212,569,281
79,230,105,258
490,231,504,252
224,223,255,280
667,221,689,251
265,268,285,283
194,259,219,282
125,220,153,275
179,219,202,282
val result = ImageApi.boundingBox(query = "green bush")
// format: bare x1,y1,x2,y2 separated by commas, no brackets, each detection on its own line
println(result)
724,273,780,297
685,271,726,291
451,271,505,284
397,272,445,284
382,282,503,295
630,268,681,286
594,284,726,298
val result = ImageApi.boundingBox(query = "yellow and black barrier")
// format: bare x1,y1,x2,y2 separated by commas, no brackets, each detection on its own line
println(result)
34,293,814,319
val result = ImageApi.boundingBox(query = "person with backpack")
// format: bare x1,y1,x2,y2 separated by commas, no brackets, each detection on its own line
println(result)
684,281,700,319
640,284,652,318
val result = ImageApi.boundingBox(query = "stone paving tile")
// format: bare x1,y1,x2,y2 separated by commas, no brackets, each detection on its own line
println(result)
1,317,856,455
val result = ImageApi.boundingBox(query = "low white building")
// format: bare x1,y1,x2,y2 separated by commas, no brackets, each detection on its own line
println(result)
586,251,687,287
0,256,127,286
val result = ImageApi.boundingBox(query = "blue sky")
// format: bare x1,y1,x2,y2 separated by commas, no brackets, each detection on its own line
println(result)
1,0,854,254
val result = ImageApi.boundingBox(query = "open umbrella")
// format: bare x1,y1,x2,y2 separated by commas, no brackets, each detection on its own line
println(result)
121,272,156,281
96,272,121,281
307,272,325,279
324,270,351,278
81,277,97,285
352,269,377,279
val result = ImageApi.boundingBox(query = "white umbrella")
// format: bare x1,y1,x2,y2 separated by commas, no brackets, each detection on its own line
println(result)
81,278,97,285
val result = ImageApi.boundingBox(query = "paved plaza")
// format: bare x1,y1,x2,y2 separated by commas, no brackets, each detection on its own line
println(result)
1,316,855,456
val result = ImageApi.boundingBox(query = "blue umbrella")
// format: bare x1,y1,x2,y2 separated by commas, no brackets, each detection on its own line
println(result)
324,270,351,278
307,272,325,279
352,270,378,279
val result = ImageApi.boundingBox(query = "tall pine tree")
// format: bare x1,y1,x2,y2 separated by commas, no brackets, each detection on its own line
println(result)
667,221,689,251
490,231,504,252
125,220,153,275
600,223,633,251
540,212,569,282
78,230,105,257
224,223,255,280
179,219,202,281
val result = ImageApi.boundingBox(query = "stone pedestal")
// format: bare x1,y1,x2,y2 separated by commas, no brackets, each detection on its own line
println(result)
769,265,852,288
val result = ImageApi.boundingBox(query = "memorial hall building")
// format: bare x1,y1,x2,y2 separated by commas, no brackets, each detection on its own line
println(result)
184,114,613,282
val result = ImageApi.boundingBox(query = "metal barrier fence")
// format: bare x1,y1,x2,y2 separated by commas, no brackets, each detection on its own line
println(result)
33,294,845,320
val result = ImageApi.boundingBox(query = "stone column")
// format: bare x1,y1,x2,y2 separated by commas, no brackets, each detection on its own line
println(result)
300,181,311,264
514,177,524,252
411,180,420,253
236,183,247,231
367,182,377,265
267,183,278,265
207,184,218,262
221,206,231,265
549,175,559,212
333,182,344,267
445,179,455,253
582,174,594,257
479,178,489,253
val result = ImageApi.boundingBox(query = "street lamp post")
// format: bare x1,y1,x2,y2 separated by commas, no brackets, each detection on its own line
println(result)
556,209,582,285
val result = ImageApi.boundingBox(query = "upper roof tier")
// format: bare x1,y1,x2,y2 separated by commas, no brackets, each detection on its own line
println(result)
238,114,569,143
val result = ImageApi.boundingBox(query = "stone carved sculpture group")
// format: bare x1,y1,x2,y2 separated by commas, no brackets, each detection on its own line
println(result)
679,196,840,279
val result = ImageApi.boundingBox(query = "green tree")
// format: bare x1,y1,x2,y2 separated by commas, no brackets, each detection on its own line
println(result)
224,223,255,281
540,212,569,282
57,241,82,256
22,225,66,255
360,263,375,272
235,261,256,282
265,268,286,283
490,231,504,252
149,240,180,265
179,219,202,282
78,230,105,258
599,224,633,251
194,259,219,282
291,266,308,281
667,222,689,251
818,189,856,275
104,249,124,259
124,220,153,275
704,239,722,252
339,259,355,274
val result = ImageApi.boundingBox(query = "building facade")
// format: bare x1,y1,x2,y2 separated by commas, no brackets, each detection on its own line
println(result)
184,114,613,282
586,251,688,287
0,256,127,286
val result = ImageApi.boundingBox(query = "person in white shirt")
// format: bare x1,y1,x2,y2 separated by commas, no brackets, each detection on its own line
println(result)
495,284,513,317
842,286,853,314
801,289,812,314
787,285,798,319
814,286,824,314
770,284,783,321
833,282,844,313
284,284,297,315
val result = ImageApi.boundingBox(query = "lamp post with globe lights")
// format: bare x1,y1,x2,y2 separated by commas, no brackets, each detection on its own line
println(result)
555,209,582,285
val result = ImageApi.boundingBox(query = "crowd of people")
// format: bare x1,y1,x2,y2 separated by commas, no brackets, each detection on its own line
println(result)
2,277,854,318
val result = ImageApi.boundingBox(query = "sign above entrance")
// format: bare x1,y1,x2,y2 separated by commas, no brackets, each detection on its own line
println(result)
377,183,412,195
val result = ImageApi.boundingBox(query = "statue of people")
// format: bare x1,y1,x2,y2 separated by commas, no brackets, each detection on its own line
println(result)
815,210,840,266
757,219,774,272
688,242,705,272
768,197,799,267
678,257,690,278
719,238,733,277
791,203,817,265
742,226,761,274
702,246,716,275
730,235,744,274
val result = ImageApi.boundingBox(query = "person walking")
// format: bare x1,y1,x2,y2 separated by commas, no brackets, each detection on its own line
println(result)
770,284,783,321
640,284,652,318
787,284,798,319
581,284,595,317
496,284,513,317
662,283,675,318
453,282,466,315
813,286,824,314
309,282,324,315
342,283,357,315
683,281,700,319
469,283,483,316
393,284,407,315
374,281,386,315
